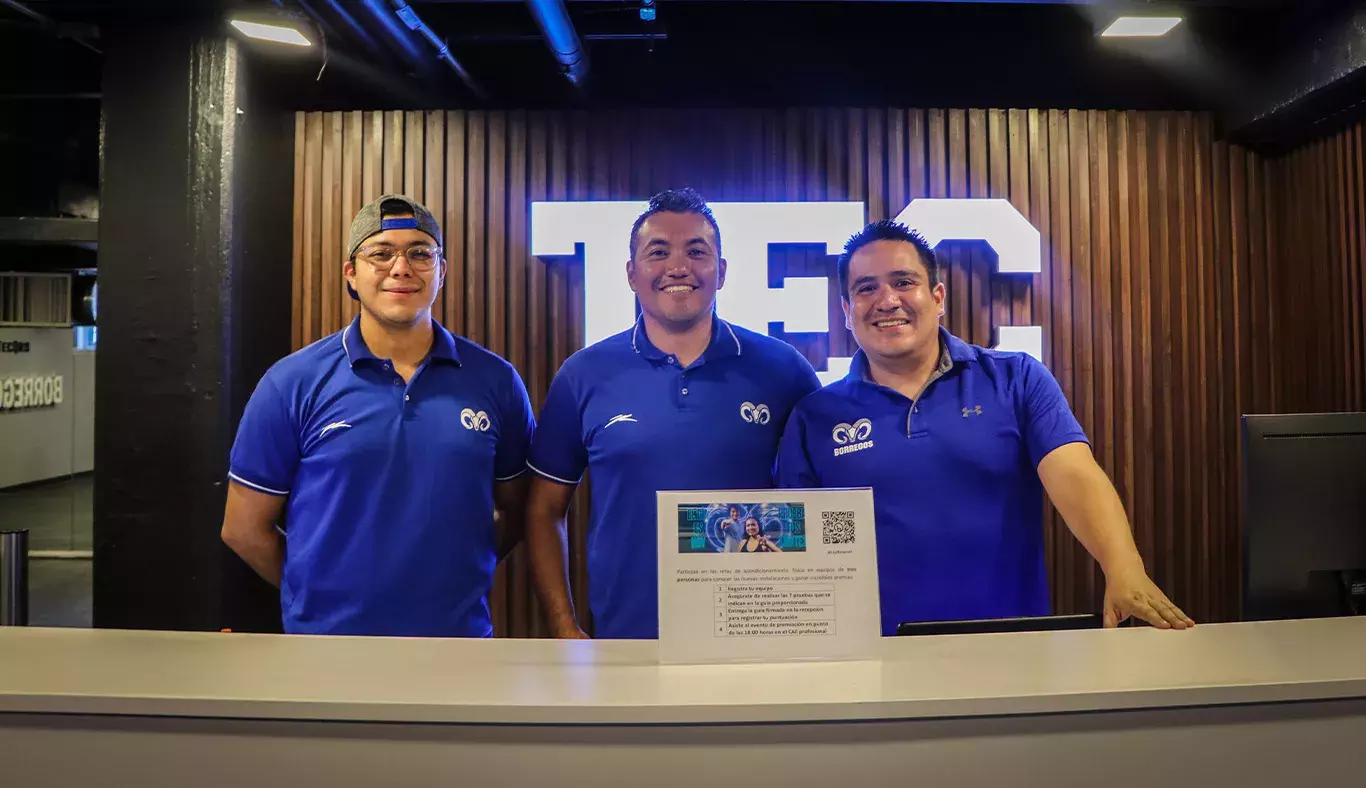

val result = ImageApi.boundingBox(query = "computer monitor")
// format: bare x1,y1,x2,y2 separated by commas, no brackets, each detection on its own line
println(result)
1242,412,1366,621
895,613,1101,637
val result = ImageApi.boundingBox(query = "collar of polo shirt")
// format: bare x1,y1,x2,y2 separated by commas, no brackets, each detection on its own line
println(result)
629,312,743,363
846,326,972,389
339,315,462,368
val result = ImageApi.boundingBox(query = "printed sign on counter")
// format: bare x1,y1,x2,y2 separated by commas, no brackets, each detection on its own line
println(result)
657,488,880,665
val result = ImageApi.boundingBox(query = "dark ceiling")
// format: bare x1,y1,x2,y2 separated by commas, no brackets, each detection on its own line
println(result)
0,0,1357,219
0,0,1343,110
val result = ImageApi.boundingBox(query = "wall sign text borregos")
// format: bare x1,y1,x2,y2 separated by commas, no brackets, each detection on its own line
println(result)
0,375,64,411
531,198,1043,384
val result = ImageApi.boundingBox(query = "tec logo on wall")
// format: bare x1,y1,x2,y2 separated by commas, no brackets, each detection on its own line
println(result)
531,198,1043,384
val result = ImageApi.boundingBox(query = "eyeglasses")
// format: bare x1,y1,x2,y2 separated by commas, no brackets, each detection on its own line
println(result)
355,244,441,272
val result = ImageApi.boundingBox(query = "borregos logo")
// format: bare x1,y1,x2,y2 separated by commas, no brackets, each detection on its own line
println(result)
531,199,1043,384
832,418,874,456
740,401,771,424
460,408,491,431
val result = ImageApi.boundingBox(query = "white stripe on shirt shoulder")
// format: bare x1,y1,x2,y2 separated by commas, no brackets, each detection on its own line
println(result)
228,472,290,497
526,461,582,486
495,467,528,482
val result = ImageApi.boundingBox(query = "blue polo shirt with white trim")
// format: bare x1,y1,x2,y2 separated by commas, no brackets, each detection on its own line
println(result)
228,315,535,637
528,314,821,639
774,328,1089,635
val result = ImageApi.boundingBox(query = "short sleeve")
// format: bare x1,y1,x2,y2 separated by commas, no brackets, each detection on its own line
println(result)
1018,356,1090,469
788,349,822,404
526,365,587,486
773,406,822,489
494,367,536,481
768,344,820,437
228,374,300,496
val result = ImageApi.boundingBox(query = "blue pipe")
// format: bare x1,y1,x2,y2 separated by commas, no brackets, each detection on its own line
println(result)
311,0,385,59
525,0,588,85
354,0,427,66
391,0,485,98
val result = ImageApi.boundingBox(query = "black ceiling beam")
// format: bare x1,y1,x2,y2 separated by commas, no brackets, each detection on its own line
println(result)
1225,3,1366,148
0,217,98,247
0,0,102,53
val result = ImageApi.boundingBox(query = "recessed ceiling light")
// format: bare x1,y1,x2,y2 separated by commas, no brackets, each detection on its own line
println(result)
230,20,312,47
1100,16,1183,38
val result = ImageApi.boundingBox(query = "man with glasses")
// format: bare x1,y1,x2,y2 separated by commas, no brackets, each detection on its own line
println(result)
221,194,535,637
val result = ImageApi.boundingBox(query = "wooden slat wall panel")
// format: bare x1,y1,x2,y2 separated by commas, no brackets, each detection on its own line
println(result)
291,108,1366,634
444,111,466,332
1045,109,1070,594
301,112,322,345
291,112,305,350
341,112,363,328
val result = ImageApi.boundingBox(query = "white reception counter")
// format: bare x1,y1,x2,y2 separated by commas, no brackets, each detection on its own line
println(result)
2,617,1365,786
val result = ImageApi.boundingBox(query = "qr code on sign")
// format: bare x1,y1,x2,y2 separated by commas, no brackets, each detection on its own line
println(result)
822,511,856,544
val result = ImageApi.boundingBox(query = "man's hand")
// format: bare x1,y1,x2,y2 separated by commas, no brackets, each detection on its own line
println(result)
1038,444,1194,631
526,476,591,639
221,481,287,587
1103,565,1195,629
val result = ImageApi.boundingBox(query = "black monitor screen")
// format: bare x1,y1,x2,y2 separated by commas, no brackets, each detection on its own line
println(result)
1242,413,1366,621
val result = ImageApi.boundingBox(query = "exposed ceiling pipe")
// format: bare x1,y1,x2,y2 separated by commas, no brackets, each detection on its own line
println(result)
525,0,588,86
356,0,428,68
299,0,385,60
0,0,101,54
390,0,486,99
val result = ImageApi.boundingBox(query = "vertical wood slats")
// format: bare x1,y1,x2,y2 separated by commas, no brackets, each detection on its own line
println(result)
290,109,1366,635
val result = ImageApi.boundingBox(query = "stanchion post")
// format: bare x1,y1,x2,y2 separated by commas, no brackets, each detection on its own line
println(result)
0,529,30,626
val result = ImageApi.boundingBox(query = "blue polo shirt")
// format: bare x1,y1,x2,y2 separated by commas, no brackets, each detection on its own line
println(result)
528,314,821,639
774,328,1089,635
228,315,534,637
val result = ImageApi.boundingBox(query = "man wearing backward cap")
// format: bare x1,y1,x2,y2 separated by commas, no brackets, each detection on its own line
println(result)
221,194,535,637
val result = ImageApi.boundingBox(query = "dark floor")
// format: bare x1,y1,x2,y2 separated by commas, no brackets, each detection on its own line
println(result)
2,475,94,627
0,474,93,551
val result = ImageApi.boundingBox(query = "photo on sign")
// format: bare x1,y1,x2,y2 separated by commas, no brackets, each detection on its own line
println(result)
677,502,807,554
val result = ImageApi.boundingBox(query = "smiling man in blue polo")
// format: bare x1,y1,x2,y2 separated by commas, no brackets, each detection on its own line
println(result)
525,188,821,639
775,220,1193,635
220,194,534,637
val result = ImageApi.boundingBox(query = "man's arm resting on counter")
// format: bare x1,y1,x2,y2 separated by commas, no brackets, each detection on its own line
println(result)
493,474,531,560
1037,442,1195,630
221,481,287,588
525,475,589,638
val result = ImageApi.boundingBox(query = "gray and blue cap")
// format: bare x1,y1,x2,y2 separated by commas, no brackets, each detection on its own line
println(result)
346,194,443,299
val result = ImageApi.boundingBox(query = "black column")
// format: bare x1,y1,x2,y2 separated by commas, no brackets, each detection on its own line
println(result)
95,20,291,632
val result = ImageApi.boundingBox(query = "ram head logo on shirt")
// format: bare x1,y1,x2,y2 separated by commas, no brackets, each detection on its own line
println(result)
460,408,491,432
740,401,771,425
832,418,873,445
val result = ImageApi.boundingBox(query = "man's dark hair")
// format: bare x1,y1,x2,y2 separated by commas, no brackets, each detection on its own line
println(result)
836,220,939,298
628,187,722,259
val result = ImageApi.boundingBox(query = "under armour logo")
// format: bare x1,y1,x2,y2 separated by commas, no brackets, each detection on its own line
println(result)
460,408,491,431
740,401,771,424
605,413,637,428
832,418,873,445
962,405,983,418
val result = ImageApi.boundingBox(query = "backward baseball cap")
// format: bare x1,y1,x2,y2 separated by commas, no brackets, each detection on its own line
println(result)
345,194,444,299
